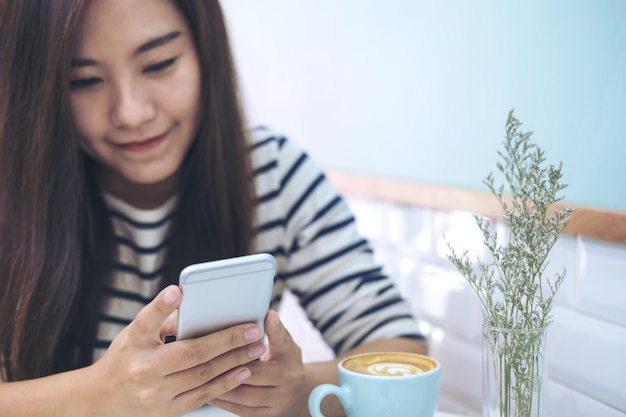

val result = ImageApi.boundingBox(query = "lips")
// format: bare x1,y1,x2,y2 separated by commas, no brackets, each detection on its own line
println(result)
118,132,167,152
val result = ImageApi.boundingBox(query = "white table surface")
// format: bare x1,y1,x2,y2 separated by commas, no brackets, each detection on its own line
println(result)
185,405,466,417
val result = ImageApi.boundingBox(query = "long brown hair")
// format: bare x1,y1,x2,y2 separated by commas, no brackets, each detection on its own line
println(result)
0,0,254,381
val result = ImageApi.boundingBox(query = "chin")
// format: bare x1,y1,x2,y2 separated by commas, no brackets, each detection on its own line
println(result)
132,167,181,188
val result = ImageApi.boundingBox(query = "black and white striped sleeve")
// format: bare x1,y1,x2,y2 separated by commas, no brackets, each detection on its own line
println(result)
251,128,425,355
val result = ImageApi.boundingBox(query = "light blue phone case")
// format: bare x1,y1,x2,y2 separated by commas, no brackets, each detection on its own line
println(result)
177,253,276,340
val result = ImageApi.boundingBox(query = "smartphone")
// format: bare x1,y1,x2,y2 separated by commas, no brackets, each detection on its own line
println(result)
177,253,276,340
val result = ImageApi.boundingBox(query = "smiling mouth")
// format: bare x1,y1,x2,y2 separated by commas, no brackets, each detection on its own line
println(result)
119,132,168,152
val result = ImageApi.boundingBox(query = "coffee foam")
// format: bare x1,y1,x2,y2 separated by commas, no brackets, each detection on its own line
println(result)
342,353,436,377
367,362,424,376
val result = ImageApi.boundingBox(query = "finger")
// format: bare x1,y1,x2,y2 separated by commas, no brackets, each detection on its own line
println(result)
173,366,253,415
263,311,297,359
160,309,178,341
162,323,265,374
211,390,274,417
131,285,181,344
234,358,282,387
165,341,267,393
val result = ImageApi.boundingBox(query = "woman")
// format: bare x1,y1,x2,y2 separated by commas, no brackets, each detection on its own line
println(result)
0,0,427,416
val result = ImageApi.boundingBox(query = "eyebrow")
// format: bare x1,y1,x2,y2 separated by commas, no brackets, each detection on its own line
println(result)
71,31,182,68
134,31,181,56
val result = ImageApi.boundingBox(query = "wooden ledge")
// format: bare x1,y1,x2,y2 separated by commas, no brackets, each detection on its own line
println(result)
326,170,626,245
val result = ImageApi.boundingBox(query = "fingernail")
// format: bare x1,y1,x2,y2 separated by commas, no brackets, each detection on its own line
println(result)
235,368,251,383
244,326,262,341
163,286,179,305
248,343,266,358
267,311,280,330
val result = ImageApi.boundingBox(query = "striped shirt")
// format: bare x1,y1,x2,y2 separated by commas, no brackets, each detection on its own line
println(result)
95,127,424,360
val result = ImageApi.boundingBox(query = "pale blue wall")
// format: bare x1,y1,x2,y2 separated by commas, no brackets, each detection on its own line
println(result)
222,0,626,212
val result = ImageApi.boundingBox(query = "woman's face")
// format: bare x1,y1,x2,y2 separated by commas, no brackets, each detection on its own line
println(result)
70,0,201,203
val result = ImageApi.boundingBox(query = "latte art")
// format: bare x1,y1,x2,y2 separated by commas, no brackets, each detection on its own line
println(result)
342,352,436,377
367,362,424,376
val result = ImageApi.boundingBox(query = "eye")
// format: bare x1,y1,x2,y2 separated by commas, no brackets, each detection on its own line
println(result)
144,57,177,74
70,77,101,91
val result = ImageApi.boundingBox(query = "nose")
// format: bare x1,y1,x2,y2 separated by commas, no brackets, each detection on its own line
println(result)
110,80,156,129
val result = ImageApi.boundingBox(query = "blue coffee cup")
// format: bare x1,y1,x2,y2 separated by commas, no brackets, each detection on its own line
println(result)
308,352,440,417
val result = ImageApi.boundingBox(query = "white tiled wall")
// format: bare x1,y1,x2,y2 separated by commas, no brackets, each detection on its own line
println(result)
279,196,626,417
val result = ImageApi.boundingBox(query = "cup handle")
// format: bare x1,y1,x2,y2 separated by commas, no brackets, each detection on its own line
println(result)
308,384,350,417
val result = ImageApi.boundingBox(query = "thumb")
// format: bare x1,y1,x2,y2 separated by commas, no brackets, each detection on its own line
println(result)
132,285,181,344
264,310,295,358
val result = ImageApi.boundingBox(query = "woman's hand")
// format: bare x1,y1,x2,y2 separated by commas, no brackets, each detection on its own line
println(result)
86,285,267,417
210,310,309,417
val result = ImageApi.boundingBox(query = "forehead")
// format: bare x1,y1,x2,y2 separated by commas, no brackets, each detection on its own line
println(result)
75,0,189,54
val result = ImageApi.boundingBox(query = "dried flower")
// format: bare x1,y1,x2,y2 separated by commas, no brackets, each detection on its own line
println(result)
446,109,574,330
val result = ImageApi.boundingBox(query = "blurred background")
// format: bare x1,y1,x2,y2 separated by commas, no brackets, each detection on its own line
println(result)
223,0,626,211
222,2,626,416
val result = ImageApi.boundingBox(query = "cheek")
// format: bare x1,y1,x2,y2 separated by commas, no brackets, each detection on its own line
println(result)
163,62,202,122
169,82,200,117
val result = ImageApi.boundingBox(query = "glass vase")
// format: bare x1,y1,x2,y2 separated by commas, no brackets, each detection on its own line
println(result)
482,323,548,417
